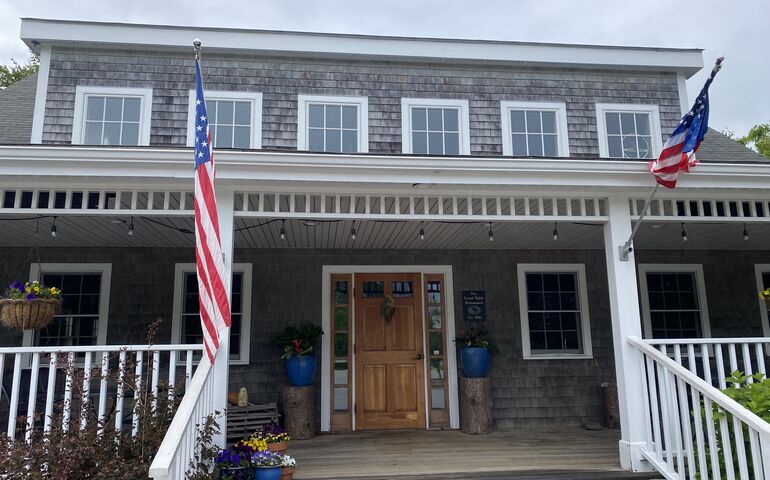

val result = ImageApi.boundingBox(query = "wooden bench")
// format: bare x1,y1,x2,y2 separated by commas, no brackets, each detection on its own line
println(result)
226,402,280,443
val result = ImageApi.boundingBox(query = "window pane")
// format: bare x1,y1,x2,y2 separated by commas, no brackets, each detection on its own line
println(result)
308,128,324,151
308,104,324,128
342,106,357,129
233,126,250,148
123,98,141,122
443,133,459,155
427,108,443,131
412,108,426,131
334,361,348,385
512,134,527,155
620,113,636,134
431,387,445,409
412,132,427,154
341,130,357,153
334,280,349,304
526,111,541,133
103,122,121,145
84,122,103,145
86,97,104,121
443,109,459,132
607,136,622,157
605,112,620,135
541,111,557,134
334,306,348,330
325,105,341,129
429,332,443,356
622,136,638,158
638,136,652,159
428,132,443,154
208,101,217,124
218,101,234,124
234,102,251,125
121,123,139,146
334,387,348,411
334,333,348,356
527,134,543,156
635,114,650,135
510,110,526,133
325,130,341,152
543,134,558,157
105,97,123,121
216,125,233,148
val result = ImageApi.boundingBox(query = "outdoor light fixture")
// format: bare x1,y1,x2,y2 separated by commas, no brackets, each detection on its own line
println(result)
419,222,425,241
350,221,357,241
50,217,57,238
128,217,134,236
280,220,286,240
681,223,688,242
488,222,494,242
552,222,559,241
743,223,749,241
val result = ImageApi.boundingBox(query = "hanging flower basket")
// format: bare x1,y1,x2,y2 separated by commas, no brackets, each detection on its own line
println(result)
0,298,61,330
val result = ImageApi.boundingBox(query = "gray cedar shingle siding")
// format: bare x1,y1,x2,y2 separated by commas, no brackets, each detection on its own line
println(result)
0,72,37,145
42,47,684,157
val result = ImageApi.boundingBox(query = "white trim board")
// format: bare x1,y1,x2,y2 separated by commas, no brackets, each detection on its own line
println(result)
30,45,51,144
516,263,593,360
595,103,663,160
297,95,369,153
754,264,770,337
185,90,263,149
400,98,471,155
320,265,458,432
71,86,153,146
171,262,252,365
23,263,112,348
500,101,570,157
637,263,712,340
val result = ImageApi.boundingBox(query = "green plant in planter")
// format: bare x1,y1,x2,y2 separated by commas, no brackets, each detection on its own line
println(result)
272,322,324,359
454,326,498,352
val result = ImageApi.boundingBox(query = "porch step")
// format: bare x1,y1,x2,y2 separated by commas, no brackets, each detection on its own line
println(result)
296,472,661,480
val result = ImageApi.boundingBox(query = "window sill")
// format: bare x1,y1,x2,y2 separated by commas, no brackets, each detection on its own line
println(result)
523,353,593,360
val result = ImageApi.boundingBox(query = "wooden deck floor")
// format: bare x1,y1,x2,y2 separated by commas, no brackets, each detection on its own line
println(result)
289,428,660,479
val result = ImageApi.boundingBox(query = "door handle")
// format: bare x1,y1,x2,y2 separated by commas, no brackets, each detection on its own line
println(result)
415,353,424,360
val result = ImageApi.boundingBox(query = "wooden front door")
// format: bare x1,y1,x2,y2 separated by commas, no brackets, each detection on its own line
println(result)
354,273,426,430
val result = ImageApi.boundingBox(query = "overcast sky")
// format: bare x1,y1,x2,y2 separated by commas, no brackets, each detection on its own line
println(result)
1,0,767,136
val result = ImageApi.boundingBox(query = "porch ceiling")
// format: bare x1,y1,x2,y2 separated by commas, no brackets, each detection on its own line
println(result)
1,214,768,251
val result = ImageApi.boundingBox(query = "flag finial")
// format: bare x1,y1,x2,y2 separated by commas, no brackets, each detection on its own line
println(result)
193,39,202,60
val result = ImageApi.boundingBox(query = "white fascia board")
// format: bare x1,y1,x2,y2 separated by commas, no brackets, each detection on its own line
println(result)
20,18,704,77
0,146,769,192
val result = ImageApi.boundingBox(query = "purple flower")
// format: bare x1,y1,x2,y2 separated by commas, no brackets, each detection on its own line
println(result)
24,293,36,302
10,281,23,291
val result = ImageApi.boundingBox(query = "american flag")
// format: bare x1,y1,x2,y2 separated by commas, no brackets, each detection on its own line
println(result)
193,56,231,362
650,57,723,188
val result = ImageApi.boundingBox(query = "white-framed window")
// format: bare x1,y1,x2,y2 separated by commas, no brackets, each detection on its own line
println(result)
401,98,470,155
22,263,112,348
595,103,662,159
500,101,569,157
297,95,368,153
638,264,711,339
517,264,593,359
186,91,262,149
754,264,770,337
72,86,153,146
171,263,252,365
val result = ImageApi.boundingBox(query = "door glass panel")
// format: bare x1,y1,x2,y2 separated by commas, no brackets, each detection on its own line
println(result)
362,281,384,298
431,386,445,409
429,331,443,356
427,281,441,304
430,359,445,380
334,360,348,385
333,280,349,305
334,306,349,330
334,332,349,357
334,387,348,411
429,306,442,329
391,281,413,297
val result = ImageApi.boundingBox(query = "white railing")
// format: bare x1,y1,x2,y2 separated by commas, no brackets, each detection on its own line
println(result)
0,344,202,442
644,338,770,390
149,345,223,479
630,336,770,480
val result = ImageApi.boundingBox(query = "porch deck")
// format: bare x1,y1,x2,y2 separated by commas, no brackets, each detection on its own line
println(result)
289,428,660,479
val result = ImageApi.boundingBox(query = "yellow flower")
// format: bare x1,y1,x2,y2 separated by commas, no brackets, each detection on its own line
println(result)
239,436,268,452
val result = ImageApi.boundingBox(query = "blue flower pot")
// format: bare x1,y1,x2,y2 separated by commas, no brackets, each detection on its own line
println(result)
460,347,490,378
253,466,281,480
285,354,317,386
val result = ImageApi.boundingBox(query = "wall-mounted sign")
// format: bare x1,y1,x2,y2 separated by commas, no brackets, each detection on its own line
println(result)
462,290,486,322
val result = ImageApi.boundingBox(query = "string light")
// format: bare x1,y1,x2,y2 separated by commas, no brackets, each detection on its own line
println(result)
681,223,688,242
50,217,57,238
419,222,425,241
488,222,494,242
743,223,749,241
552,222,559,241
350,220,357,241
280,220,286,240
127,217,134,236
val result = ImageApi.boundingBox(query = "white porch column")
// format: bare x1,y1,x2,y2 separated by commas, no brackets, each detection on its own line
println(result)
603,195,651,472
212,186,235,447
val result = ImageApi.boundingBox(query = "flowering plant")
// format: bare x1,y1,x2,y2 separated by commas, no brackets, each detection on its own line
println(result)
261,422,290,443
215,446,252,471
235,436,268,453
760,289,770,300
273,322,323,359
2,281,62,302
455,326,498,352
251,450,283,468
281,454,296,468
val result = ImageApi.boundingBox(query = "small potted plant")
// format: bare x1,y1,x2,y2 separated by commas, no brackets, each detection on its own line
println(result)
251,450,284,480
272,322,323,386
455,326,497,378
215,446,253,480
263,422,291,454
0,281,62,330
280,455,296,480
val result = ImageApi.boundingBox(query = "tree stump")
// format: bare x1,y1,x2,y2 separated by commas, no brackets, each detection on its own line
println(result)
601,382,620,429
282,385,315,440
460,376,492,434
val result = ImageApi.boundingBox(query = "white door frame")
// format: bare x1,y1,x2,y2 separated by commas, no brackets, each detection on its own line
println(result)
320,265,458,432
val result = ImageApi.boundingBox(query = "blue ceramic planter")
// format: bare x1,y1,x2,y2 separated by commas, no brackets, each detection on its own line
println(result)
253,466,281,480
285,354,317,386
460,347,490,378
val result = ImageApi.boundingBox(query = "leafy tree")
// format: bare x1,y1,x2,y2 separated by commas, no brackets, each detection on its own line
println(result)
737,123,770,159
0,51,39,88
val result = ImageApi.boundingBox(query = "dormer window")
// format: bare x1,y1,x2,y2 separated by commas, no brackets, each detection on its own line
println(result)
186,91,262,149
72,87,153,146
500,101,569,157
401,98,470,155
595,104,662,159
297,95,369,153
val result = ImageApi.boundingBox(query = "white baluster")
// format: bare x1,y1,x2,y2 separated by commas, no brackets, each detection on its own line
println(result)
687,345,708,480
25,353,40,443
674,348,696,478
645,356,663,459
755,343,766,378
7,353,22,439
732,417,749,479
741,343,753,383
0,354,5,411
719,414,736,480
80,351,92,430
760,434,770,480
115,351,126,433
133,351,144,437
716,344,727,390
168,350,178,405
657,348,675,470
43,354,57,434
62,352,75,433
747,429,763,480
639,354,653,451
185,350,194,390
151,351,160,413
98,352,109,433
728,343,739,377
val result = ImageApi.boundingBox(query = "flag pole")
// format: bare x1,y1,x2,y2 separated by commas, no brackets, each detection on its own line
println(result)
193,39,201,60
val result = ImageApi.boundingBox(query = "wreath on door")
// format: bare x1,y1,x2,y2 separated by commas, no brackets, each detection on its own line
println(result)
381,295,396,323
